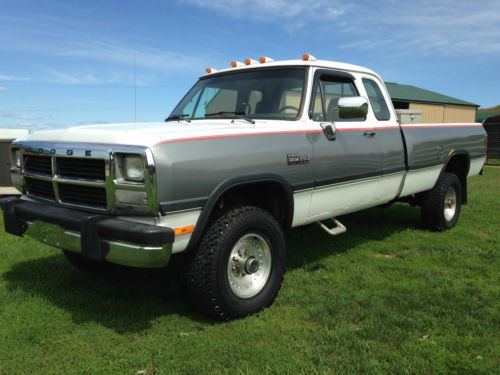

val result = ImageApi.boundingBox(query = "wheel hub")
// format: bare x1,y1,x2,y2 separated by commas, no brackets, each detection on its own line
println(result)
443,186,457,222
244,257,260,274
227,233,272,299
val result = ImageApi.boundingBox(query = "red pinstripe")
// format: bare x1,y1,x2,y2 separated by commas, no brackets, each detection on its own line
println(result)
155,129,323,146
154,123,481,146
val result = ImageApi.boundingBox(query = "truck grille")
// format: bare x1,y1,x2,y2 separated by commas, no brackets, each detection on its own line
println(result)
25,178,55,200
57,157,106,181
22,153,108,209
58,184,107,208
16,145,154,214
24,155,52,175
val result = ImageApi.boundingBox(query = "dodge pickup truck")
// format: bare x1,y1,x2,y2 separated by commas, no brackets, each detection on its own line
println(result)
1,54,487,320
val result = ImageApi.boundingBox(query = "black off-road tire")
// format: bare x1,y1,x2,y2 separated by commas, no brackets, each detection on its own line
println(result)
63,250,113,272
421,172,462,231
186,206,286,321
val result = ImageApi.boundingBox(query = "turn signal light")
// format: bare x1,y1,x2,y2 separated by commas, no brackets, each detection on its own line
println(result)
302,53,316,61
174,225,195,236
259,56,274,63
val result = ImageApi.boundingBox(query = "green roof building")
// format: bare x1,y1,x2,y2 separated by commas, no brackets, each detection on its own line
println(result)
385,82,478,123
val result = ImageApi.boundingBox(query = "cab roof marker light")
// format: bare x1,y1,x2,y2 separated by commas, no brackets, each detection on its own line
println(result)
205,67,218,74
302,53,316,61
244,58,258,65
259,56,274,63
230,60,244,68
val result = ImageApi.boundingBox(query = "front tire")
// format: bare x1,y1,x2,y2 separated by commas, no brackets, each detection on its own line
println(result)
186,206,286,320
421,172,462,231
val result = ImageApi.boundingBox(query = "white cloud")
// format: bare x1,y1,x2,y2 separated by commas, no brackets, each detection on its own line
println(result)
0,14,216,74
350,1,500,56
52,40,208,73
0,74,31,81
0,85,6,92
182,0,346,20
0,111,44,128
47,70,143,86
183,0,500,56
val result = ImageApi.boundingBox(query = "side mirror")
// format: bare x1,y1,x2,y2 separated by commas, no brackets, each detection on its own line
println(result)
338,96,369,120
320,122,337,141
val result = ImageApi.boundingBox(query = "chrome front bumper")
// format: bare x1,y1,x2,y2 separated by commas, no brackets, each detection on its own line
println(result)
1,198,173,268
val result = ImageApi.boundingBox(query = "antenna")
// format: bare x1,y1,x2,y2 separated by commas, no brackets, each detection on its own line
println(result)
134,49,137,122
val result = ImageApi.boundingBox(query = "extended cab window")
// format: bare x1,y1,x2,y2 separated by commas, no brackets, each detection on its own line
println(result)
168,68,306,121
362,78,391,121
310,75,359,122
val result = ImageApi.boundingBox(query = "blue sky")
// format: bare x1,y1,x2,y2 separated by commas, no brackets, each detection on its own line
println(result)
1,0,499,130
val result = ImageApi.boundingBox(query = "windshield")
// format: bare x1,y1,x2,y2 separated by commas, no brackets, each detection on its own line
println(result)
168,68,307,121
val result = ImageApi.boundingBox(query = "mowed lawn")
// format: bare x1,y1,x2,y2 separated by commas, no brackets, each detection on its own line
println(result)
0,168,499,374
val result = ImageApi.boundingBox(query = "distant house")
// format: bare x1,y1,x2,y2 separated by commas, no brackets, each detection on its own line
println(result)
385,82,478,123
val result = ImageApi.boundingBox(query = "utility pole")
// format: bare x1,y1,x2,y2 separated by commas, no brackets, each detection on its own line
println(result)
134,49,137,122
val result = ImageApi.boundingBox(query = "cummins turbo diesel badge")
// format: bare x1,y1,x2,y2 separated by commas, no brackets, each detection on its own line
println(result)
287,153,310,165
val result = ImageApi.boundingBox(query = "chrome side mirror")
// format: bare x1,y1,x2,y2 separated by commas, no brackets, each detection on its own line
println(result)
338,96,369,120
320,122,337,141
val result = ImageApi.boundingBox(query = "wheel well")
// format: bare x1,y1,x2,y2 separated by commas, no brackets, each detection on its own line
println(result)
444,154,469,204
213,182,292,229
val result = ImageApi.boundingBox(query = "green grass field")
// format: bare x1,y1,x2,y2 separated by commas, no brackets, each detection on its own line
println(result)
1,168,499,374
486,158,500,166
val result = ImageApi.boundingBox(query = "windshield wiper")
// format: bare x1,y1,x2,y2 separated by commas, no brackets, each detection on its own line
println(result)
165,114,191,122
205,111,255,124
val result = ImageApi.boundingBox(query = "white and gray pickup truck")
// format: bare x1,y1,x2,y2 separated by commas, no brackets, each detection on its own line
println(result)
1,55,487,320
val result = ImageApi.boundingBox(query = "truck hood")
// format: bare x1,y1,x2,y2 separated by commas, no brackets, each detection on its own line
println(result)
16,121,271,148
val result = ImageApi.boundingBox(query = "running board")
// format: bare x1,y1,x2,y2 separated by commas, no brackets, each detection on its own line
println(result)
316,218,347,236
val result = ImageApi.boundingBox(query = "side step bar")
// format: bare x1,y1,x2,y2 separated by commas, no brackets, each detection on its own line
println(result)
316,218,347,236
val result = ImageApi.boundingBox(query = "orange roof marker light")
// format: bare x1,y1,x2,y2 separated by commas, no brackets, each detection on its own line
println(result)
205,67,218,74
245,58,258,65
259,56,274,63
231,60,244,68
302,53,316,61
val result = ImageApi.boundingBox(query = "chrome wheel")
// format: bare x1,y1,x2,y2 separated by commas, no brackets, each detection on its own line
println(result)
227,233,272,299
443,186,457,222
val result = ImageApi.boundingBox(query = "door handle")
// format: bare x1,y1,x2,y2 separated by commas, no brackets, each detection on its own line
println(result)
320,122,337,141
363,130,376,137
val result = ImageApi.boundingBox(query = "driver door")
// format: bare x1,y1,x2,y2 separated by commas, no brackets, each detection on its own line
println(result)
308,69,381,218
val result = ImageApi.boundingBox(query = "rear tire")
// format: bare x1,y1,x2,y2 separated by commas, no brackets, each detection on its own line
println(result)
63,250,112,272
421,172,462,231
186,206,286,321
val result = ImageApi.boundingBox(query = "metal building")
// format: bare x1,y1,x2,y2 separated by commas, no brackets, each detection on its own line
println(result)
477,111,500,163
385,82,478,123
1,128,30,196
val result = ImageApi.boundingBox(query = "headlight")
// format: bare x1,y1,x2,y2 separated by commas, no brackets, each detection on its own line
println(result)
12,149,21,169
123,155,144,182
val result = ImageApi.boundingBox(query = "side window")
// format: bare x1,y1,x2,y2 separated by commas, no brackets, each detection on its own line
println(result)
311,76,359,122
362,78,391,121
